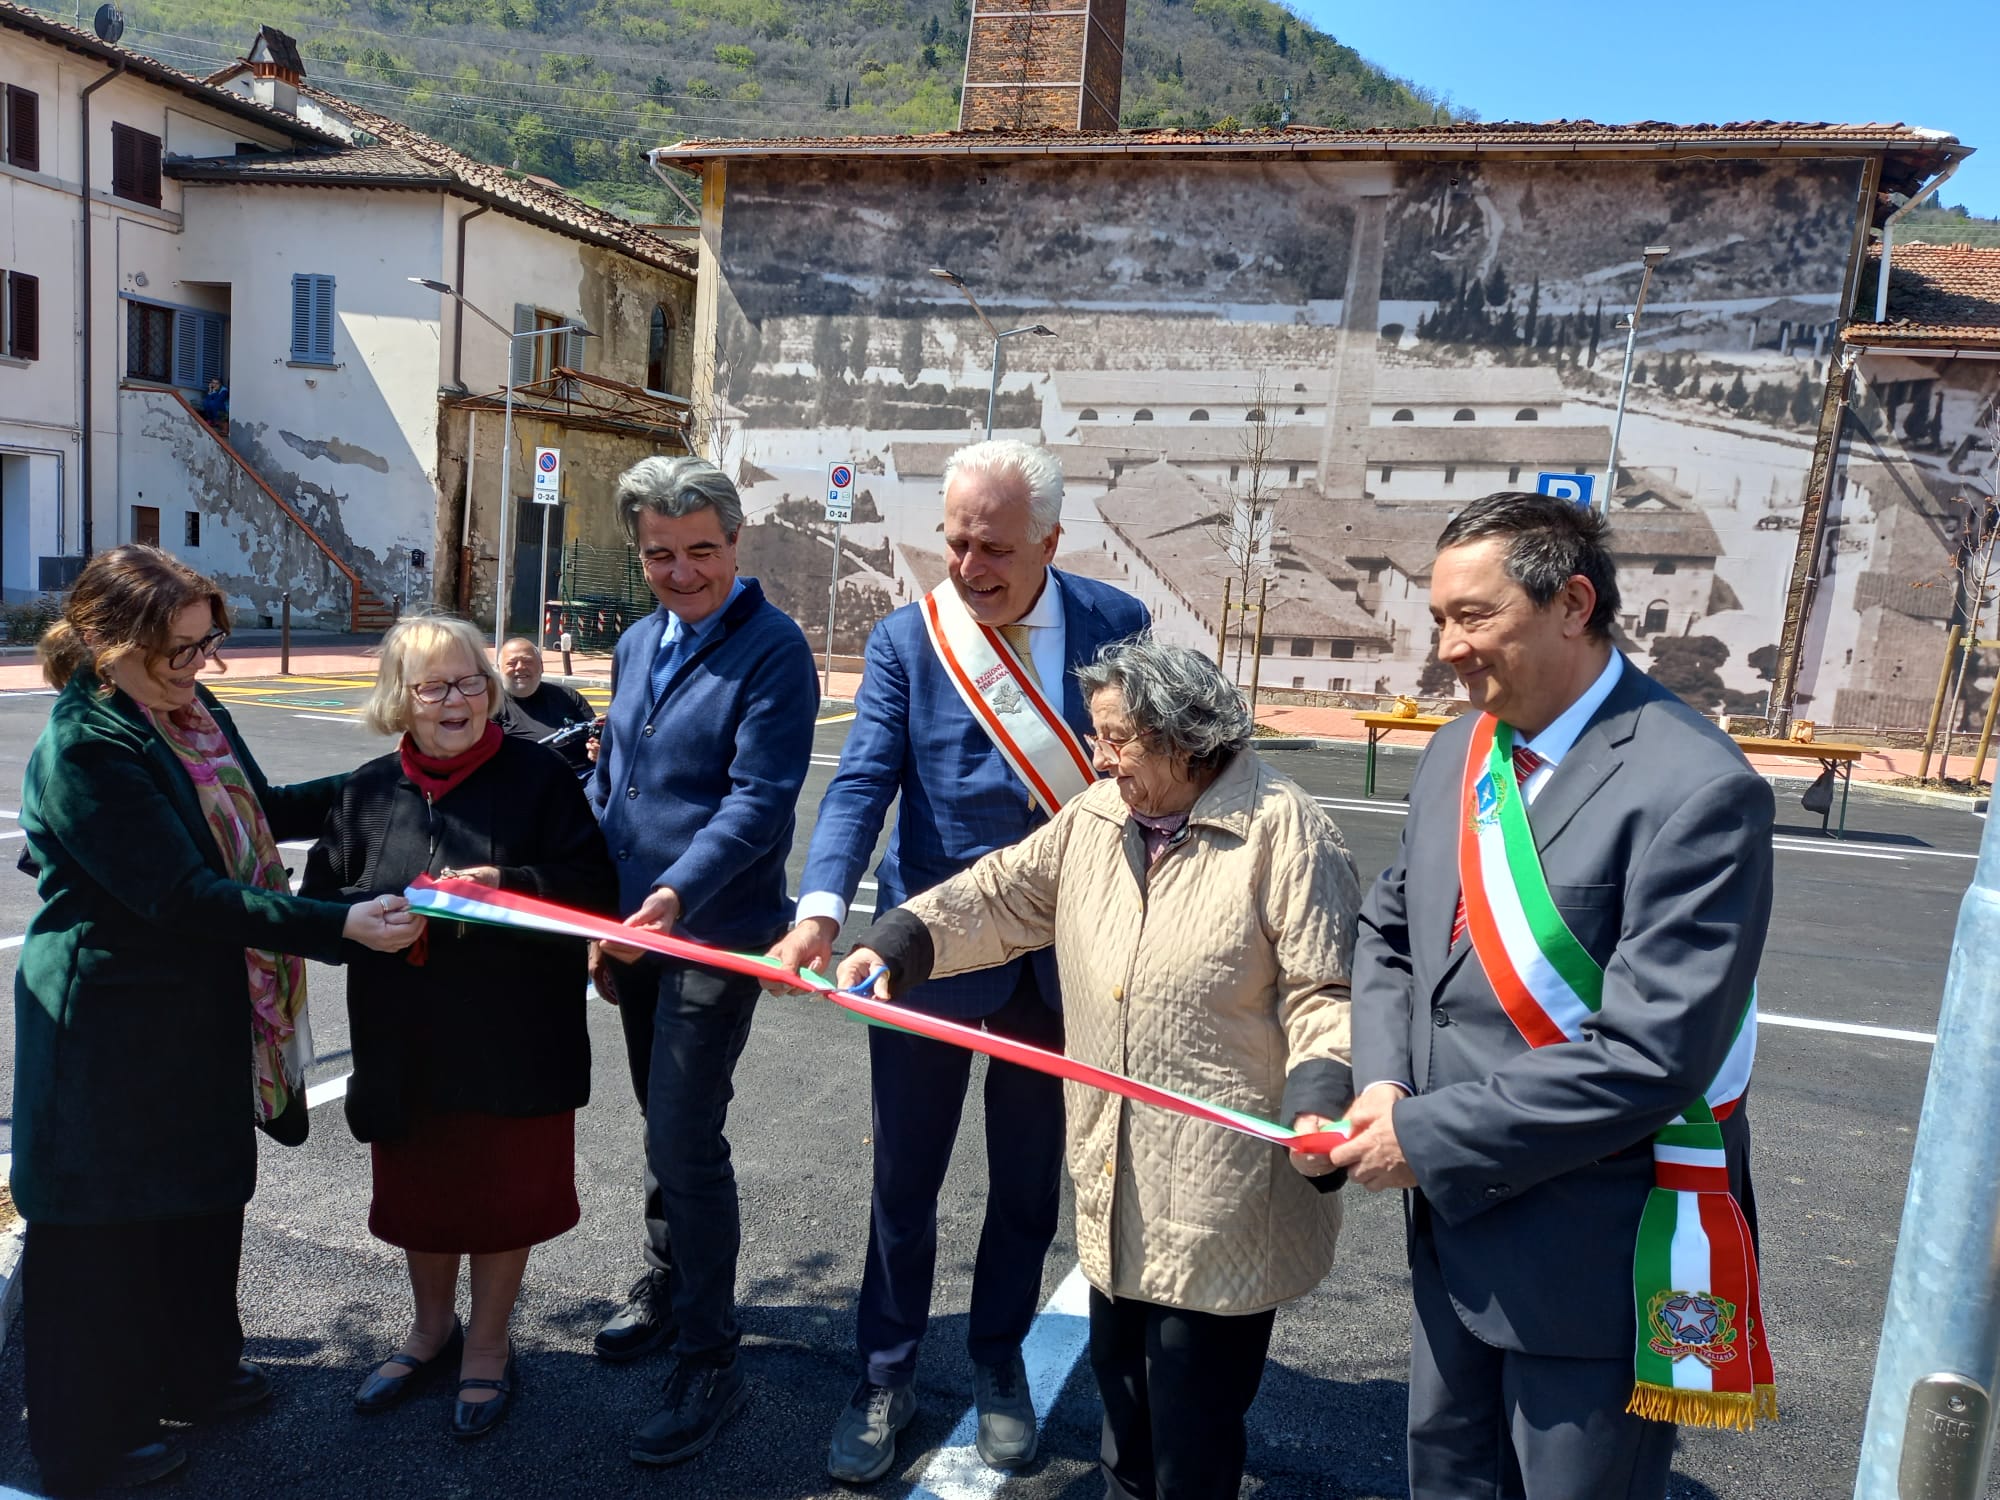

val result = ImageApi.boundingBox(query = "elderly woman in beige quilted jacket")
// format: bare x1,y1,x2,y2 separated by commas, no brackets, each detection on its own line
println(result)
840,635,1359,1500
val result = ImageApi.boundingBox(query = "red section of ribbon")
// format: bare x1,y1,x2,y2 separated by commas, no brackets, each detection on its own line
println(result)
407,875,1350,1157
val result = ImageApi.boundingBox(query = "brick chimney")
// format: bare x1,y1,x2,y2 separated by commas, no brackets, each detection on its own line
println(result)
958,0,1124,133
245,25,305,115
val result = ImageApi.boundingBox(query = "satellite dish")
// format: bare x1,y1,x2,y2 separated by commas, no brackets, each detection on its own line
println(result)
93,4,124,42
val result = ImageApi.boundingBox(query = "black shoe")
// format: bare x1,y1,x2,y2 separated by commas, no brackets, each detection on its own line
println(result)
160,1359,274,1423
629,1354,750,1466
42,1438,187,1494
595,1270,676,1363
451,1348,517,1441
354,1321,465,1413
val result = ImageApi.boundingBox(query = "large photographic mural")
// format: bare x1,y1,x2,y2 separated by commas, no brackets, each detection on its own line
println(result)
705,150,1925,719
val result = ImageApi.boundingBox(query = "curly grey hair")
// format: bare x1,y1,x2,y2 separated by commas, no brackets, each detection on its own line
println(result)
1074,634,1253,773
615,455,744,544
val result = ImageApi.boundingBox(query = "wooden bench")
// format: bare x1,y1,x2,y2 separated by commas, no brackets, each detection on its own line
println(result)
1730,736,1869,839
1358,711,1454,797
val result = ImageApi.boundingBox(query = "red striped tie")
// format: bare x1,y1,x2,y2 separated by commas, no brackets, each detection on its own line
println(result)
1451,745,1544,947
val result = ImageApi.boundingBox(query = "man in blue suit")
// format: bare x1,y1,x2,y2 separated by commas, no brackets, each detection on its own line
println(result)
587,455,819,1469
766,439,1149,1484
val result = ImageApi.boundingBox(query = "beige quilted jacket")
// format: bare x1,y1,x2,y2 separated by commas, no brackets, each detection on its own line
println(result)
902,749,1360,1314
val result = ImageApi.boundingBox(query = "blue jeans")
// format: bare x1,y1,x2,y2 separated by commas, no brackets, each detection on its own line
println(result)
616,956,760,1362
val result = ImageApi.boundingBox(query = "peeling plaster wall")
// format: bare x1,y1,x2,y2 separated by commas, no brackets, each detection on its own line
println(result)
119,387,353,624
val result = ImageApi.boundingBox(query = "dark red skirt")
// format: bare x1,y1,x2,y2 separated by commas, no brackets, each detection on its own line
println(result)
369,1110,579,1255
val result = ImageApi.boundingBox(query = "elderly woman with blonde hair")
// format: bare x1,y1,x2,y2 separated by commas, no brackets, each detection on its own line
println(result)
839,635,1359,1500
302,614,615,1438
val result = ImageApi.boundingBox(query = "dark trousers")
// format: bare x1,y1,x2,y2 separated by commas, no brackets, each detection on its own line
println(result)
1088,1288,1277,1500
858,967,1064,1386
1407,1222,1677,1500
616,955,761,1361
23,1210,246,1488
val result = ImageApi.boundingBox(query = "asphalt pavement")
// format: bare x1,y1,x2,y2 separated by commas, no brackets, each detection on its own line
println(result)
0,677,1986,1498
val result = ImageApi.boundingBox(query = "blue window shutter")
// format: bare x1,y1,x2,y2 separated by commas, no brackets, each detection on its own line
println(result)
290,274,312,360
172,309,200,388
310,275,334,362
511,303,535,386
563,325,585,373
199,315,225,385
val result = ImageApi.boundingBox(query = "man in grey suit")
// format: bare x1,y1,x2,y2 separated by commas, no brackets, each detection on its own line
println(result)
1325,491,1773,1499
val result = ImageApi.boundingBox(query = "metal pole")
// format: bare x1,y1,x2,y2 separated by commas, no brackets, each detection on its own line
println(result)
494,346,517,652
280,591,290,676
1602,260,1658,516
1920,625,1964,782
823,517,843,694
1217,577,1233,671
536,499,554,653
985,338,1001,440
1854,806,2000,1499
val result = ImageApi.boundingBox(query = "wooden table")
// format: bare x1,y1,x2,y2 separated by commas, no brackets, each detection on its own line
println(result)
1731,736,1870,838
1358,712,1454,797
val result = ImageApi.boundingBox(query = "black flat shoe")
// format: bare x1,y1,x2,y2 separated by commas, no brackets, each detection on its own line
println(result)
353,1321,464,1413
451,1349,517,1440
42,1438,187,1494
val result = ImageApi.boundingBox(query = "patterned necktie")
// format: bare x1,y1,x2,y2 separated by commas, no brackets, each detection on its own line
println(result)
1450,744,1545,948
999,623,1041,689
650,624,687,702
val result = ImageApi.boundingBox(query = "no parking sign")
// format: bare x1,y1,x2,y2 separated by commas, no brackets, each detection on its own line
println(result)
533,447,562,505
825,461,854,524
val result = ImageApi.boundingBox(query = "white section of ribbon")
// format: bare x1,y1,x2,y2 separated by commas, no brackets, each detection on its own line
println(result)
921,583,1092,812
1667,1196,1718,1393
1471,771,1595,1042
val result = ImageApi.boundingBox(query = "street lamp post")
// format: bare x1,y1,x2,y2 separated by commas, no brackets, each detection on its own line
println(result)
1602,245,1671,516
929,267,1056,439
410,277,593,650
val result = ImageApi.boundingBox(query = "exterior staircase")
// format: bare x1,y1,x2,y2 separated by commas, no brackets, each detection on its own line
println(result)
167,391,395,633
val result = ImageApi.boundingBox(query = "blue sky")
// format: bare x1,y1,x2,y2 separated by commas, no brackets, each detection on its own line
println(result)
1295,1,1999,217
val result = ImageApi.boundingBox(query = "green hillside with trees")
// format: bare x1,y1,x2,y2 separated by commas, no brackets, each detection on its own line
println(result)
46,0,1458,218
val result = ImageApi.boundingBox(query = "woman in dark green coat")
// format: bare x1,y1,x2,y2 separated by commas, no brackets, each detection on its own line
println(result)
13,546,424,1495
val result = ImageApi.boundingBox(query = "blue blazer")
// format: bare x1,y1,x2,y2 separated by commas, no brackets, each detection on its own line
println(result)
591,577,820,949
801,570,1150,1019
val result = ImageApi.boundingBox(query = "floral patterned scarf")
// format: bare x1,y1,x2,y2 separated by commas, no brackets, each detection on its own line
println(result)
142,697,310,1123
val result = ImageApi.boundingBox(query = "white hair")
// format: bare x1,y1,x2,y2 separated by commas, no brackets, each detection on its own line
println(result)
940,439,1064,540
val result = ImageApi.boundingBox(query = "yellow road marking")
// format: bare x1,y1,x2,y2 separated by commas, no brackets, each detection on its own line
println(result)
818,711,856,724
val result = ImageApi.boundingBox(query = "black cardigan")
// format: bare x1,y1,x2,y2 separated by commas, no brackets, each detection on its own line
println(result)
301,737,617,1142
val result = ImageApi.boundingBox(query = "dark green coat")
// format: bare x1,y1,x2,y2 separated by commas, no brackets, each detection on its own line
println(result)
13,673,351,1225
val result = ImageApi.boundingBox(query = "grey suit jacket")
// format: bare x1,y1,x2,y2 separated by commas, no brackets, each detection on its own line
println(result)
1352,658,1773,1359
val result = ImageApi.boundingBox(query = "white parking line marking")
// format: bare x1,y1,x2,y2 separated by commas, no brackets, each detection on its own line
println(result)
1774,838,1975,862
0,935,22,951
905,1263,1093,1500
292,713,361,725
1316,797,1409,818
305,1073,351,1108
1762,1012,1935,1045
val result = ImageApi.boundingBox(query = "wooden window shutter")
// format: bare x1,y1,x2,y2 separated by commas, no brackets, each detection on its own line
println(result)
290,274,313,359
291,274,334,361
139,129,161,206
563,325,586,374
5,86,39,172
7,272,39,360
311,275,334,361
111,122,135,199
510,303,535,386
199,314,225,384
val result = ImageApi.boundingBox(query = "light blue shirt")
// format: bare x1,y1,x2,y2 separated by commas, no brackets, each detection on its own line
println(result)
1515,649,1623,806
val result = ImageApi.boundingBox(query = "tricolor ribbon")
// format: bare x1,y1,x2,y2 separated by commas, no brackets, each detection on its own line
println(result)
404,875,1351,1158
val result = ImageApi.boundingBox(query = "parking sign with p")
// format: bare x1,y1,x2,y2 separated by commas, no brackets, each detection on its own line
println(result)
825,462,854,524
1536,472,1593,507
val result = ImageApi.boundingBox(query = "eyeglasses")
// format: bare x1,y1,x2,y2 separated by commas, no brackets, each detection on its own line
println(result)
165,628,229,670
410,674,491,705
1085,730,1148,759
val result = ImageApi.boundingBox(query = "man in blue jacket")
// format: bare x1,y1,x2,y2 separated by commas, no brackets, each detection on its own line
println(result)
588,455,819,1468
766,439,1149,1484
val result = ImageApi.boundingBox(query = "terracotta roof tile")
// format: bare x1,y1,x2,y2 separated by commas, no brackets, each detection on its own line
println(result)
166,83,691,275
1843,243,2000,349
0,0,334,143
657,119,1963,164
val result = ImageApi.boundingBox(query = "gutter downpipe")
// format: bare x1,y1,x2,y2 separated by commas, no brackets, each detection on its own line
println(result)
645,149,702,226
449,204,490,392
1875,156,1963,324
78,61,126,560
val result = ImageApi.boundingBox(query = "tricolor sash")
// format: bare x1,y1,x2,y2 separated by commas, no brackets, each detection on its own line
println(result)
920,581,1094,813
1459,715,1776,1430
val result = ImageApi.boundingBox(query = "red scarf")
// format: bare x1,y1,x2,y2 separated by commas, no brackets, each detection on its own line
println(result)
399,721,504,801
